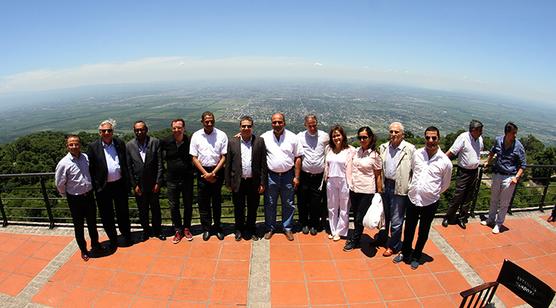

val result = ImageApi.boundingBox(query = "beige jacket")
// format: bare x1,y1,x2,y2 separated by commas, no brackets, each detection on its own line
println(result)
379,140,415,196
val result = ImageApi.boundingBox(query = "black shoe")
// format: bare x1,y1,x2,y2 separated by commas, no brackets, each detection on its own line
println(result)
156,234,167,241
124,235,134,246
235,231,242,241
216,231,225,241
91,242,103,252
343,240,360,252
458,219,467,229
309,227,317,236
442,218,449,227
302,226,309,234
285,230,294,241
202,231,211,241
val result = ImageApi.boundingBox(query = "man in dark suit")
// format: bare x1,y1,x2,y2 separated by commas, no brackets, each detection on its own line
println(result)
225,116,267,241
88,119,132,248
126,120,165,242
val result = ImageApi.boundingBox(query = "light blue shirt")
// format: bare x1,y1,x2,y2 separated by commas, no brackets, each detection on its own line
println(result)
55,153,93,197
103,141,122,183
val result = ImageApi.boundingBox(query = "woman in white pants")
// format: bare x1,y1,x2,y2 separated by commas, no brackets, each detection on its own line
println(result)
324,125,354,241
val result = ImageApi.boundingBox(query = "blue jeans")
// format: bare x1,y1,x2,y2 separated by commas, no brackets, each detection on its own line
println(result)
383,180,408,252
264,169,296,232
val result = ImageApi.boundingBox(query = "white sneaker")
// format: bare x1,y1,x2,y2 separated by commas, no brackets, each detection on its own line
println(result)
328,234,333,239
492,225,500,234
480,220,488,226
333,234,341,241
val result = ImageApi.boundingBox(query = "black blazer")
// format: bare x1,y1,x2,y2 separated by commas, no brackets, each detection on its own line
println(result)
87,137,130,193
126,136,163,191
225,135,268,193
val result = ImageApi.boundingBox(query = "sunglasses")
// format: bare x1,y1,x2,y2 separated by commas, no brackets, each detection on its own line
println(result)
272,121,283,124
425,136,438,141
99,129,113,133
357,136,369,141
241,125,252,129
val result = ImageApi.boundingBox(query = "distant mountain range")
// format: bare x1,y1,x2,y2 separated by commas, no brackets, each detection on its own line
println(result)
1,80,555,145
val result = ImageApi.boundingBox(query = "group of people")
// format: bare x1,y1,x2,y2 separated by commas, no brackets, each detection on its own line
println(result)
55,112,527,270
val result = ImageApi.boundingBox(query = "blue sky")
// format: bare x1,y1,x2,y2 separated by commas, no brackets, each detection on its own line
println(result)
1,0,555,103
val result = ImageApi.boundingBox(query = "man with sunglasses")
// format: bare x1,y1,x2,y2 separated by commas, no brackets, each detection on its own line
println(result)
394,126,452,270
126,120,165,242
88,119,132,249
261,112,303,241
443,120,484,229
225,116,267,241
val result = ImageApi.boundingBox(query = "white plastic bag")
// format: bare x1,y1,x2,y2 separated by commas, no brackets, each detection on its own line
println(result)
363,193,385,230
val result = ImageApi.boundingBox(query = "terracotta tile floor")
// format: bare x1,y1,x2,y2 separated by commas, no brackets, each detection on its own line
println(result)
0,232,71,296
435,215,556,307
32,236,251,307
269,229,467,307
0,213,554,307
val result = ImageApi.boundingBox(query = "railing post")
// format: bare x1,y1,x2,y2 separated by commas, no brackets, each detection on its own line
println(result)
539,182,549,212
39,177,55,229
470,166,484,218
0,193,7,227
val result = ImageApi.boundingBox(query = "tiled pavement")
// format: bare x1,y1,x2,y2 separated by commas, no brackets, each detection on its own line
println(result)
0,212,554,307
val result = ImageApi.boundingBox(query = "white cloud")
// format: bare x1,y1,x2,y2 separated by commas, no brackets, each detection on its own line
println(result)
0,56,554,103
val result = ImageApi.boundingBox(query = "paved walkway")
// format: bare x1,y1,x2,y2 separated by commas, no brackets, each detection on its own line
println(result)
0,212,555,307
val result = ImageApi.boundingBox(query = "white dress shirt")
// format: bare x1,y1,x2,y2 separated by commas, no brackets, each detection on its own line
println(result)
189,127,228,167
103,141,122,183
448,132,483,169
408,148,453,207
240,138,253,178
297,129,329,174
261,129,303,173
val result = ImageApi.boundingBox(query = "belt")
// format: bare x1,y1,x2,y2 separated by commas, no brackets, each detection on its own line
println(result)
458,166,478,173
270,168,293,176
302,171,323,177
495,171,516,176
69,190,92,197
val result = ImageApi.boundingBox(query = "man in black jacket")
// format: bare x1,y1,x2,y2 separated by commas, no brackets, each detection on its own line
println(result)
162,118,195,243
126,120,165,241
87,119,132,248
225,116,267,241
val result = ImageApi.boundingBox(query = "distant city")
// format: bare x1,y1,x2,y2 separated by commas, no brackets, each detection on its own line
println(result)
1,80,555,145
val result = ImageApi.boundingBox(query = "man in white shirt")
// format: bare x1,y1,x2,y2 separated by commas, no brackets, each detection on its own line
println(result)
297,114,329,235
190,112,228,241
394,126,452,270
261,113,303,241
443,120,484,229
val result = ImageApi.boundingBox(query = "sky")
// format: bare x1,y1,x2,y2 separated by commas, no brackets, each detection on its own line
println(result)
0,0,555,103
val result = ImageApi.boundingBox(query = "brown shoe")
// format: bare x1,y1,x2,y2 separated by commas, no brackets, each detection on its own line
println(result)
285,230,294,241
382,248,394,257
264,231,273,240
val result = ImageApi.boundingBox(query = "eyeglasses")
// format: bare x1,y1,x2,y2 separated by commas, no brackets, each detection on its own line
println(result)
425,136,438,141
99,129,113,133
357,136,369,141
272,121,283,124
241,125,252,129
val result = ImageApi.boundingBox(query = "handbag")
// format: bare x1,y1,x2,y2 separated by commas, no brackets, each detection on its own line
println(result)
363,193,385,230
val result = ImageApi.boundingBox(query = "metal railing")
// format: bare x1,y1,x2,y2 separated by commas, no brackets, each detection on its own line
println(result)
0,165,555,229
